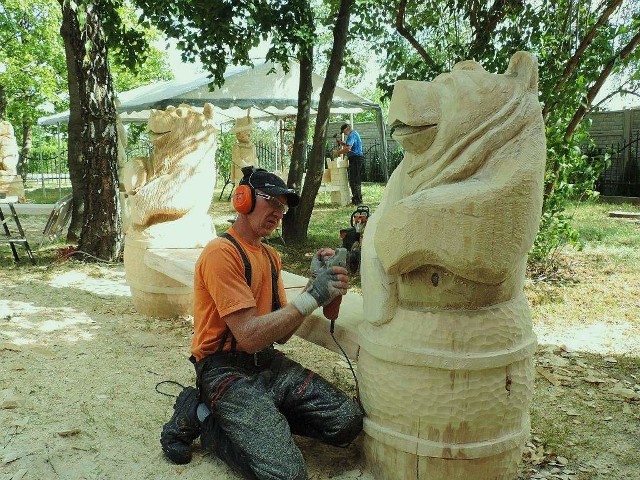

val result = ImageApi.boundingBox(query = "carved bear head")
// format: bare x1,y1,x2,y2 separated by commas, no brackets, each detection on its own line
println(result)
387,52,541,195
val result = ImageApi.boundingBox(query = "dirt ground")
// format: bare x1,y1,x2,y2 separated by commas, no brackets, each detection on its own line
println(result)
0,260,368,480
0,216,638,480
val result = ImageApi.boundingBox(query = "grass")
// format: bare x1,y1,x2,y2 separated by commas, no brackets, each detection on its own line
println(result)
278,185,383,293
518,199,640,479
23,178,72,204
569,199,640,249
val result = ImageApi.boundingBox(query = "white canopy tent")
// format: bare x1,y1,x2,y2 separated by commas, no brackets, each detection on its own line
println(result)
38,61,386,136
38,60,389,180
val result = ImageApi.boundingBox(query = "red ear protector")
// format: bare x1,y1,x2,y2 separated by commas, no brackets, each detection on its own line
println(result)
232,167,256,214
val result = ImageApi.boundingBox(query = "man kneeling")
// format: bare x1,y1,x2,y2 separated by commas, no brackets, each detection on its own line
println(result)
160,167,363,479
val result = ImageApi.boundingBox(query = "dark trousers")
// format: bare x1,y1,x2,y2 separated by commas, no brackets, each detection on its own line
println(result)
347,155,363,205
195,350,363,480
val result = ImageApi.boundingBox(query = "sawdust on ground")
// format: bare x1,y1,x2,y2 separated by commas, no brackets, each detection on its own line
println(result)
0,214,638,480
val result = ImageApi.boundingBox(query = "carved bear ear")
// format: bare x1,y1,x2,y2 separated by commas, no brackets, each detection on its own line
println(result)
203,103,215,120
505,51,538,92
174,105,189,117
452,60,486,72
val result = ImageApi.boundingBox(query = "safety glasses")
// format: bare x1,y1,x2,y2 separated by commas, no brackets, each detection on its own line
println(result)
255,191,288,214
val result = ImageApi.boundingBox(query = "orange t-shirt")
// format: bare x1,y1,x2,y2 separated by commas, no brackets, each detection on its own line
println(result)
191,227,287,361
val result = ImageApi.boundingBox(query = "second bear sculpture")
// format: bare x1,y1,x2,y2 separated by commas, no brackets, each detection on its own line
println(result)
123,103,217,229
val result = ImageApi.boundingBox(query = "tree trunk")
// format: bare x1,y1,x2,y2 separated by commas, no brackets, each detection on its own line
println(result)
17,115,32,184
283,0,353,244
59,0,86,242
61,1,122,260
76,4,122,261
282,46,313,242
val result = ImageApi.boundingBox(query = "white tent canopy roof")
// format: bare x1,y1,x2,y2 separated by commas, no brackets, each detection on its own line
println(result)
38,60,382,127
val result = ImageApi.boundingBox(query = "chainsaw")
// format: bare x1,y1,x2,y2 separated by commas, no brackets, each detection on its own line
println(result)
339,205,369,273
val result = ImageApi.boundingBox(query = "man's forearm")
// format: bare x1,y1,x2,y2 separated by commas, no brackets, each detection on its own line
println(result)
229,303,307,353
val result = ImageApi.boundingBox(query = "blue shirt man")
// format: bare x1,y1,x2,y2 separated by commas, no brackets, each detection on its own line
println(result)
344,125,363,157
333,123,364,205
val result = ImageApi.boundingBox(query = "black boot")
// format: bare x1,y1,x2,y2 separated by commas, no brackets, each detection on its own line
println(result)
160,386,201,464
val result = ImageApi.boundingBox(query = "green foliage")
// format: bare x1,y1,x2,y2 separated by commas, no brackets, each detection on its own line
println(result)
531,116,611,267
95,0,153,72
215,132,235,182
353,0,639,265
352,0,533,96
0,0,67,125
135,0,317,87
108,5,172,91
529,193,580,267
0,0,171,154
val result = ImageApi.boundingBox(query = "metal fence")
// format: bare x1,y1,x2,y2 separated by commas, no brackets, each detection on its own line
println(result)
595,131,640,197
22,149,70,187
361,140,404,182
255,142,279,172
23,139,405,187
256,140,404,183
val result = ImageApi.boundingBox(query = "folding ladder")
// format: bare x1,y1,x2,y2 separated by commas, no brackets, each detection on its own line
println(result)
0,202,35,264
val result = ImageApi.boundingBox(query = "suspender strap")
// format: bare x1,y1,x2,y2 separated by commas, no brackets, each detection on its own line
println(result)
261,245,281,312
219,233,252,353
221,233,252,286
217,232,279,353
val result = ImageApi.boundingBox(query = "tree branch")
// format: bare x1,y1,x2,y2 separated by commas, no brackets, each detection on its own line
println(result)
565,27,640,140
543,0,623,118
395,0,438,69
467,0,524,59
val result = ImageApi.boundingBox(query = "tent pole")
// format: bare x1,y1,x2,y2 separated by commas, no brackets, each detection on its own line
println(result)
57,122,62,198
279,119,285,174
373,106,388,181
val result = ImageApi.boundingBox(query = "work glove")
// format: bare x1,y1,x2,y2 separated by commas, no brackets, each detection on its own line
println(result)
292,267,347,317
310,251,334,279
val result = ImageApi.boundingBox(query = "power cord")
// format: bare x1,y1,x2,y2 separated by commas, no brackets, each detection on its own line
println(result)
330,329,366,415
155,380,186,398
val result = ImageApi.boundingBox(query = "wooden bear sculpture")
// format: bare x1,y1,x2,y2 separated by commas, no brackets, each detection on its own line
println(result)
0,121,25,201
123,103,217,317
359,52,546,480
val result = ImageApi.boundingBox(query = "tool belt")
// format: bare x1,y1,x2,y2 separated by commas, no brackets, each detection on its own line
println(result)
195,345,278,374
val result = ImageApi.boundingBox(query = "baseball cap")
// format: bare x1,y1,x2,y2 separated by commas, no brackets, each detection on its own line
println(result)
241,167,300,208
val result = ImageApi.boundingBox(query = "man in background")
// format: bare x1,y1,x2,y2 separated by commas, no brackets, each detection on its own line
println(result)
333,123,364,205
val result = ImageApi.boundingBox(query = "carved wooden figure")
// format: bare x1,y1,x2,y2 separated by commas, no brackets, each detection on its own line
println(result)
359,52,546,479
123,103,218,317
230,114,258,184
0,121,25,201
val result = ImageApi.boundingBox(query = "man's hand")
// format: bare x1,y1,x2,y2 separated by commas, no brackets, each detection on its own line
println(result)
310,248,335,279
292,265,349,317
307,266,348,306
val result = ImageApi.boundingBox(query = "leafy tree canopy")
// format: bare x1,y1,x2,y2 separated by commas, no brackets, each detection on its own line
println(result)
351,0,640,265
0,0,172,137
0,0,67,124
135,0,318,86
